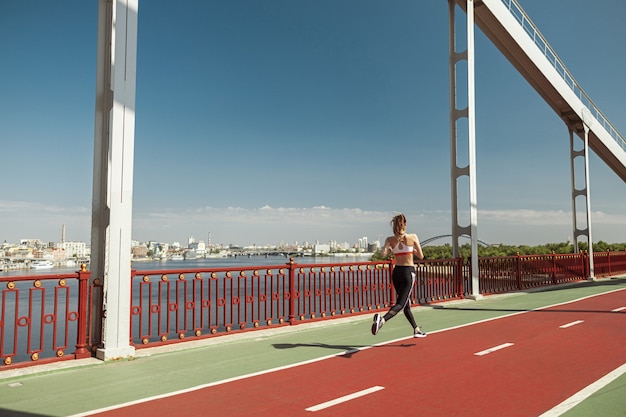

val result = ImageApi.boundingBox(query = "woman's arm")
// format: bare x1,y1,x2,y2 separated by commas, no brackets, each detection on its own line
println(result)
412,234,424,260
381,237,391,258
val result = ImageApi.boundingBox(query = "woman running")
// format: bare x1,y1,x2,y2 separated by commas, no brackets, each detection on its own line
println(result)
372,213,427,338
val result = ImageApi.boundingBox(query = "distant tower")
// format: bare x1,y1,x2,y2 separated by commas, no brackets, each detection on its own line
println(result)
62,224,66,243
208,232,212,248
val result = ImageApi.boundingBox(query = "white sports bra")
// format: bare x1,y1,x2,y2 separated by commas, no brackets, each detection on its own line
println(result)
392,236,413,256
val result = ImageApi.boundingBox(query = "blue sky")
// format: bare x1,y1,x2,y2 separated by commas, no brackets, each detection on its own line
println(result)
0,0,624,248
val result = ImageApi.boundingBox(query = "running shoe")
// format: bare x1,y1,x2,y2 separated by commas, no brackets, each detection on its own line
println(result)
413,327,427,338
371,313,384,335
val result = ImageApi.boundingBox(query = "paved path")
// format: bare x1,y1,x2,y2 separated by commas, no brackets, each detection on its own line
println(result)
1,277,625,417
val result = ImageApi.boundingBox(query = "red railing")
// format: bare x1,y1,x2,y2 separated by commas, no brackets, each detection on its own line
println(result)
128,260,397,347
0,265,92,370
2,251,625,369
414,258,465,303
593,250,626,277
476,252,588,294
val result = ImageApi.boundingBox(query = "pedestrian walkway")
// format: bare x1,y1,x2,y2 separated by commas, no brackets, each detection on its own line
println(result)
1,277,625,417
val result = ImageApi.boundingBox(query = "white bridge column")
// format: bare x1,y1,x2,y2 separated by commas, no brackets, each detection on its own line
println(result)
91,0,139,361
568,112,595,280
449,0,481,298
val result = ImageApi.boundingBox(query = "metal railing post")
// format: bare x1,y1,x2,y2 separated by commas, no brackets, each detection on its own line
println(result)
515,252,522,290
288,257,296,325
583,251,589,278
456,257,464,297
74,264,92,359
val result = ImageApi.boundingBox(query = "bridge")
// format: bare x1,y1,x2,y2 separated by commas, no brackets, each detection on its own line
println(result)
421,234,492,247
41,0,626,362
457,0,626,181
445,0,626,297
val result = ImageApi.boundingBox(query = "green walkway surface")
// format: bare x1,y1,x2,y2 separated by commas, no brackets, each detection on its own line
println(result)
1,277,625,417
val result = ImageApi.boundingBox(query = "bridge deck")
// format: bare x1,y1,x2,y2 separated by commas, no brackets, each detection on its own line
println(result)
0,277,624,416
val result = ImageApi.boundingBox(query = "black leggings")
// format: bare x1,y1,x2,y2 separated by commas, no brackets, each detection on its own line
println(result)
383,265,417,329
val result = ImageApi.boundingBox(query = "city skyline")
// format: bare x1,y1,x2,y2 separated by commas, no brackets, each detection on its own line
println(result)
1,1,625,247
3,228,377,251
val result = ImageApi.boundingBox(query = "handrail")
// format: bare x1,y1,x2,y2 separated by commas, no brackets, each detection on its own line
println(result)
499,0,626,152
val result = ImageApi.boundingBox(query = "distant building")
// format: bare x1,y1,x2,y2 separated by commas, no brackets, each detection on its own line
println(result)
20,239,45,249
337,241,351,251
314,244,331,255
132,245,148,258
188,240,206,257
57,241,88,258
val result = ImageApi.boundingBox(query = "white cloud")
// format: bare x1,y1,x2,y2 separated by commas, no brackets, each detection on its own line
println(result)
0,200,91,243
479,209,571,225
1,201,624,247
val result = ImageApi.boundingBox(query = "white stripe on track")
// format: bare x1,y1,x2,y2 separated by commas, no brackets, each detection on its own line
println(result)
538,363,626,417
305,386,384,412
474,342,514,356
559,320,584,328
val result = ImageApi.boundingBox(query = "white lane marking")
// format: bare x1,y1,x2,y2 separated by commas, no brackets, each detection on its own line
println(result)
305,386,384,412
559,320,584,329
474,342,514,356
539,362,626,417
612,307,626,312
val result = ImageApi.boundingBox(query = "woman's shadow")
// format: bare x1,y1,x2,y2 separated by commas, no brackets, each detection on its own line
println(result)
272,341,416,358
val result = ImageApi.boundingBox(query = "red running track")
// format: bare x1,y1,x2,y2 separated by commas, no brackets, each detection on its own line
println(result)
90,289,626,417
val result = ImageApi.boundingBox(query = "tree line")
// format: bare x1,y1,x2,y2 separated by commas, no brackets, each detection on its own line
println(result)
371,241,626,261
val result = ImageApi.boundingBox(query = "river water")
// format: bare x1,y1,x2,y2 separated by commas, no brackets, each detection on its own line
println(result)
0,254,376,277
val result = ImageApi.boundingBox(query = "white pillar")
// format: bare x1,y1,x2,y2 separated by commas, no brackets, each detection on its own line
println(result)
91,0,138,361
568,110,596,280
582,124,595,279
449,0,481,298
466,0,480,298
